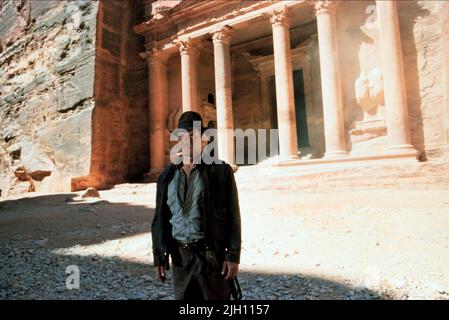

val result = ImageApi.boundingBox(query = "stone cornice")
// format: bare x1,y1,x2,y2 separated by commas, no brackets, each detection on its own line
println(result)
136,1,309,59
134,1,304,39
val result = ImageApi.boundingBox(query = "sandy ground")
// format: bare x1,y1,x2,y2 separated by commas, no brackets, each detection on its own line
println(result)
1,183,449,299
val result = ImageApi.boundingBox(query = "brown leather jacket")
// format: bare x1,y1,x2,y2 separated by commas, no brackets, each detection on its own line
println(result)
151,161,242,269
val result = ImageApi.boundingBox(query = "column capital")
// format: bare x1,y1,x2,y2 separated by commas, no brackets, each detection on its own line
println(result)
314,0,339,16
270,7,291,27
143,48,170,65
212,26,234,45
175,38,202,56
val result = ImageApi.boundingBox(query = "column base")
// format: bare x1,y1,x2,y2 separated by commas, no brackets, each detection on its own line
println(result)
280,153,301,161
385,144,418,158
267,154,301,167
323,150,349,160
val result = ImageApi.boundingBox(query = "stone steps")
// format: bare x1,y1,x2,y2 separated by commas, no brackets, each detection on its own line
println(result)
104,159,449,195
234,159,449,192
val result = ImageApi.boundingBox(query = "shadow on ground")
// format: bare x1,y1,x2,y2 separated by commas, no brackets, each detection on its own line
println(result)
0,193,154,248
0,250,389,300
0,193,389,300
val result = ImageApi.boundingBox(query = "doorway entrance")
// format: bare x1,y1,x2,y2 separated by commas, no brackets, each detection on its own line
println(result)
268,69,310,148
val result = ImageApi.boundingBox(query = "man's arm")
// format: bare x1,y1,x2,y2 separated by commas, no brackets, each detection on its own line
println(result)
152,172,167,267
152,172,170,282
224,164,242,264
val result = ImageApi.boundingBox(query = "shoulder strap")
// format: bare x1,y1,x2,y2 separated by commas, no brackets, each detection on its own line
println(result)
230,276,242,300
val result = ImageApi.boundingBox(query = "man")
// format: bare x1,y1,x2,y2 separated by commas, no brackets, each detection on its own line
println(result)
151,111,242,300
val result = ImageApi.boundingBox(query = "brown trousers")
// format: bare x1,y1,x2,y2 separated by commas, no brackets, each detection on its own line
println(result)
172,244,231,300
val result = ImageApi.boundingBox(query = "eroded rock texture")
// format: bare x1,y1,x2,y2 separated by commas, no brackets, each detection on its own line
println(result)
0,0,99,197
0,0,149,198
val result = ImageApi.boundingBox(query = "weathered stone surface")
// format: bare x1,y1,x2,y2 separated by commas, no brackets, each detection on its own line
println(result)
12,166,35,192
13,166,29,182
35,107,93,177
0,0,99,197
398,1,449,159
19,138,56,181
86,0,149,190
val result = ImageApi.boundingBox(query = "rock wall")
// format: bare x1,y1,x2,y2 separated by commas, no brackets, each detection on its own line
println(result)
399,0,449,160
0,0,149,197
72,0,149,191
444,3,449,156
0,0,99,197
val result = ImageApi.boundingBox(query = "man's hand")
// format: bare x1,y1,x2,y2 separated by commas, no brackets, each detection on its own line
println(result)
221,261,239,280
155,266,166,283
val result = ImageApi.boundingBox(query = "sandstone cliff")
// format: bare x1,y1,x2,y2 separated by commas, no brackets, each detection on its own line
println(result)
0,0,99,197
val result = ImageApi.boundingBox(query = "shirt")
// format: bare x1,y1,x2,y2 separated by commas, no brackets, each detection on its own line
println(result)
167,165,205,244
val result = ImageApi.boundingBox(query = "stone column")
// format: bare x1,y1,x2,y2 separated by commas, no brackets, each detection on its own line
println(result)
315,1,348,158
212,26,235,165
178,39,200,113
270,8,299,160
376,0,416,154
147,49,169,173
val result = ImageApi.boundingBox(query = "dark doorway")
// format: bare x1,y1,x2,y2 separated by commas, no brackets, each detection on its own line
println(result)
268,69,310,148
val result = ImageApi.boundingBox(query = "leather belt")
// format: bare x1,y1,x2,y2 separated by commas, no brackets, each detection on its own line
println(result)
177,239,207,251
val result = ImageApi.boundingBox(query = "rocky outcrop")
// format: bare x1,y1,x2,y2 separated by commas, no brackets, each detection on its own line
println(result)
0,0,99,198
81,187,100,198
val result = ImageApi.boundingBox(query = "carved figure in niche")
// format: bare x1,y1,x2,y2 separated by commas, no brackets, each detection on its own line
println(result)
200,98,217,130
355,67,385,119
167,107,183,133
351,68,387,137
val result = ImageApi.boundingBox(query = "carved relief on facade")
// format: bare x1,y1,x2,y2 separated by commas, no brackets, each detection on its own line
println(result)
166,102,217,133
150,0,181,20
165,107,182,158
351,67,386,137
200,100,218,129
167,108,183,133
355,68,385,115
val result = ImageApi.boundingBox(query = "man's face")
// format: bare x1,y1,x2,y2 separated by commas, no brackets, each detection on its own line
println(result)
178,128,205,164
